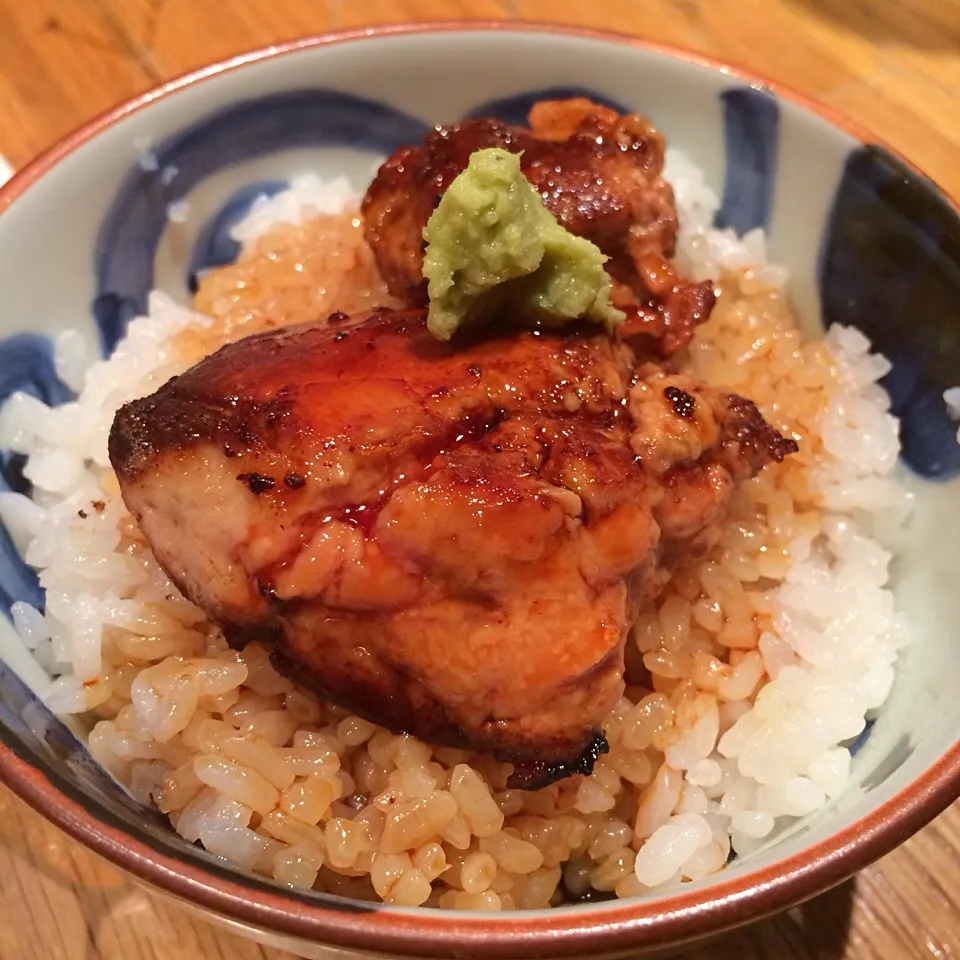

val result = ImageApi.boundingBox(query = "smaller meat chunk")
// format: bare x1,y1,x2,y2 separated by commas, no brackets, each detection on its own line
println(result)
362,98,715,356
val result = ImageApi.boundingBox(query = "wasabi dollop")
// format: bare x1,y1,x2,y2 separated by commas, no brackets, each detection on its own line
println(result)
422,147,625,341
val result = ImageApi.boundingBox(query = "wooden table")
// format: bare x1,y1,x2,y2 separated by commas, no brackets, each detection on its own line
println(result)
0,2,958,958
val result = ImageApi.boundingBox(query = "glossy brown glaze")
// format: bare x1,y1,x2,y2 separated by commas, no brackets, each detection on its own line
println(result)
109,306,793,787
361,98,715,356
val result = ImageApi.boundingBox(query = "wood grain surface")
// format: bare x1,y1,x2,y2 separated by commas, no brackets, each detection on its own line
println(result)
0,1,958,958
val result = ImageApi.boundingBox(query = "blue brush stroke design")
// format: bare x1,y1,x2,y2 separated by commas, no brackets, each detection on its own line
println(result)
0,659,148,813
0,335,73,616
819,144,960,479
0,508,43,616
187,179,289,292
94,89,430,355
465,86,631,125
0,334,72,413
847,717,876,757
715,87,780,234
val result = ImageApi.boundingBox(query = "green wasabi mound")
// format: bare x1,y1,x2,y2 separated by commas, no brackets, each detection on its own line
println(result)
422,147,625,342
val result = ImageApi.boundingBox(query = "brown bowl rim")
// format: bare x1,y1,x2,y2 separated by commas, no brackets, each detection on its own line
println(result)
0,19,958,959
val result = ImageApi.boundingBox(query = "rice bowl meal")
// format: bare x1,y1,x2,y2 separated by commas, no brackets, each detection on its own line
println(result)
0,94,916,913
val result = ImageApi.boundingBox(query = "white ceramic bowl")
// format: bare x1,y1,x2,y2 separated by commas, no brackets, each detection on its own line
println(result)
0,23,958,960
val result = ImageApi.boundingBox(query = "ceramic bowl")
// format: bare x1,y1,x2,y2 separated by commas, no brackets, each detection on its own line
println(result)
0,22,958,960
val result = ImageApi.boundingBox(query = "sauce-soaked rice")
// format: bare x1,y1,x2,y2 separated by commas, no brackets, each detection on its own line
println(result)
184,212,400,362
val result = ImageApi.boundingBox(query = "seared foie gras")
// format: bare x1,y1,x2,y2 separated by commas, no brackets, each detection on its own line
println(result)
109,308,796,786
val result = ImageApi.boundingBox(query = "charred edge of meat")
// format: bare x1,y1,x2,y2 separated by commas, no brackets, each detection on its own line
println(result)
221,618,284,650
721,394,800,473
238,472,275,494
109,393,265,481
664,385,696,419
505,732,610,790
773,435,800,461
255,578,277,602
265,642,475,753
673,279,718,337
616,280,717,360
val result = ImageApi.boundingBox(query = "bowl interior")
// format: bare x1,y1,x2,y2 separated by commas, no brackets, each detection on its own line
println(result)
0,24,958,928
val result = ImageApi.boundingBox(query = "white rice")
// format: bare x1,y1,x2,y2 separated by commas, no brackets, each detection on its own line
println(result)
165,200,191,224
0,154,913,902
943,387,960,444
664,148,790,291
229,173,356,246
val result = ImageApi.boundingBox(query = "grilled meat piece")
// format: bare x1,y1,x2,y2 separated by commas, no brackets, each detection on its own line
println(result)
109,308,796,786
361,97,715,357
